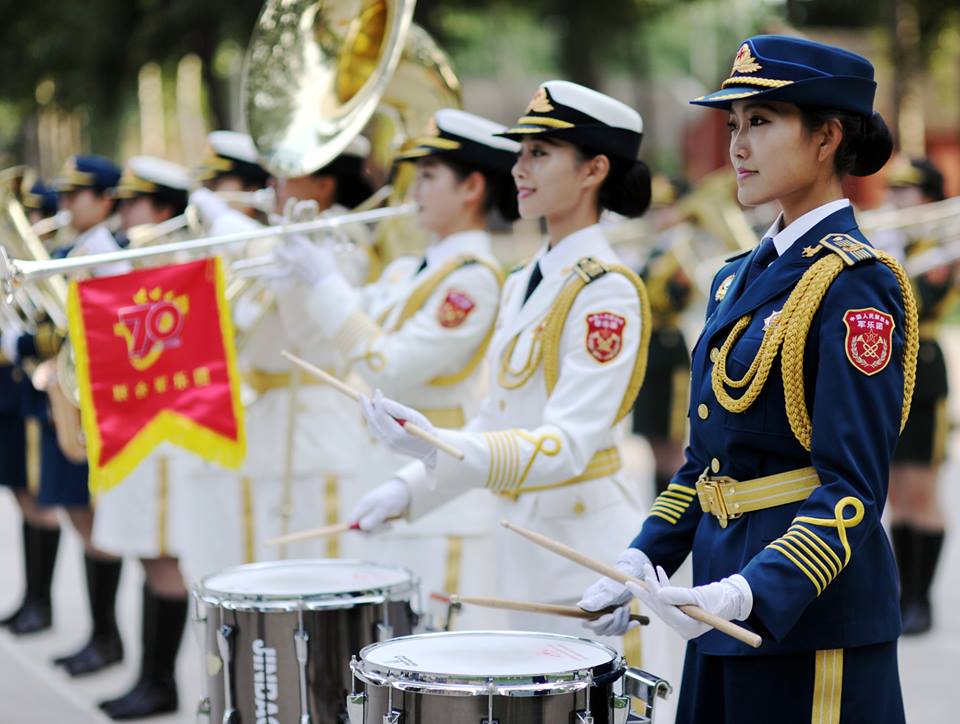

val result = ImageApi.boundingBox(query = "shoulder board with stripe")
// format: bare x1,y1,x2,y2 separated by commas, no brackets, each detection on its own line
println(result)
573,256,610,283
817,233,879,266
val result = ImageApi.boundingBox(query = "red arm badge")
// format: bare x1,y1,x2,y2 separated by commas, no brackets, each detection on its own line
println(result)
843,307,895,376
586,311,626,363
438,289,476,328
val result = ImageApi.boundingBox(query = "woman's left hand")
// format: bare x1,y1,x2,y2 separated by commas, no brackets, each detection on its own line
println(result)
626,565,753,640
361,389,439,469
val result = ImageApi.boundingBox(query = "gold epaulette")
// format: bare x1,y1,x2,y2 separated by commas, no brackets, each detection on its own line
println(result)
815,233,880,266
390,254,504,388
542,257,652,424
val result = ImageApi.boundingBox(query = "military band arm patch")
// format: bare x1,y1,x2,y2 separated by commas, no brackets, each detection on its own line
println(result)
843,307,894,376
437,289,476,328
585,311,626,363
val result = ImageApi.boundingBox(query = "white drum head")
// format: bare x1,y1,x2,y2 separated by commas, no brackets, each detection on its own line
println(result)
361,631,616,678
198,559,413,604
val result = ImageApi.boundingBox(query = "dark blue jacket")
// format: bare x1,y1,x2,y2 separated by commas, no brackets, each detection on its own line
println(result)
632,205,907,656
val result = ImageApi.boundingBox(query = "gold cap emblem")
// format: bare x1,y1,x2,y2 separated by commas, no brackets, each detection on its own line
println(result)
424,116,441,137
731,43,762,76
526,87,554,114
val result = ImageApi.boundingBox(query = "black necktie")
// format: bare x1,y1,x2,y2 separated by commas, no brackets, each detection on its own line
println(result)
415,256,428,274
744,237,777,288
522,261,543,305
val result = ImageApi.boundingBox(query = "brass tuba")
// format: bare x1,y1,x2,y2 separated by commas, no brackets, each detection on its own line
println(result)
242,0,461,179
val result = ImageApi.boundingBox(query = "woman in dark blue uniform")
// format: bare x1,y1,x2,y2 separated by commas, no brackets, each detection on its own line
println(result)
885,158,952,635
0,181,63,636
3,157,129,676
579,36,917,723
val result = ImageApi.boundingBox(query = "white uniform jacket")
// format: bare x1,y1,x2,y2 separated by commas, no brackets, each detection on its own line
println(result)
394,224,648,602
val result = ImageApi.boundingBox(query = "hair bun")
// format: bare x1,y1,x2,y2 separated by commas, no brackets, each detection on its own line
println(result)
601,159,652,217
851,112,893,177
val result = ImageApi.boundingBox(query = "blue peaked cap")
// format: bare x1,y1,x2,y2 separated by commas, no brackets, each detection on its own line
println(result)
691,35,877,117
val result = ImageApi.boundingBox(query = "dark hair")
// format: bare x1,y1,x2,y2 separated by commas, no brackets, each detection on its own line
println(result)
909,159,945,202
437,156,520,223
568,143,651,217
314,156,374,208
799,108,893,177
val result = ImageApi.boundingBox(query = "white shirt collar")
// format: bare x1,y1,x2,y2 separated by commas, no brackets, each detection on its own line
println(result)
424,229,491,268
763,198,851,257
537,224,611,278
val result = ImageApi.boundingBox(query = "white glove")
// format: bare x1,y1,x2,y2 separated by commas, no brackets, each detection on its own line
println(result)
349,478,411,532
626,564,753,641
189,188,230,225
577,548,651,636
1,323,23,363
271,234,337,286
361,389,438,470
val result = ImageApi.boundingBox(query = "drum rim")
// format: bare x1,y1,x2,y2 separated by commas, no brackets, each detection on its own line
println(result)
352,630,623,696
194,558,418,608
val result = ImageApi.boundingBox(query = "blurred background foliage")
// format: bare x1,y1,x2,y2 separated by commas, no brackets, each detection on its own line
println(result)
2,0,960,190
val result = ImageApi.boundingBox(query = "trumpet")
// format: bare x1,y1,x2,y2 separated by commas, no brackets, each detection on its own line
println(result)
125,187,277,248
1,203,416,286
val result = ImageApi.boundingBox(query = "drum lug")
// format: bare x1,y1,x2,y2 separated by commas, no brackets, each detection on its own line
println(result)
195,696,211,723
622,667,672,723
346,693,366,724
383,711,403,724
216,624,238,724
610,694,630,724
294,622,312,724
575,712,595,724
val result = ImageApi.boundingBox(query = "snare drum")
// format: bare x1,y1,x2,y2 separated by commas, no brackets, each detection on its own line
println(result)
348,631,670,724
194,559,418,723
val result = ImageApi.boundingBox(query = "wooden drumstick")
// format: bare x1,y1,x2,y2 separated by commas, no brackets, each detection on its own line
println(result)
500,520,762,649
264,516,404,546
281,350,465,461
447,594,649,625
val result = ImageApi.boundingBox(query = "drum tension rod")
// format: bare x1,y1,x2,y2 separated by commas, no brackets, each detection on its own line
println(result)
294,608,312,724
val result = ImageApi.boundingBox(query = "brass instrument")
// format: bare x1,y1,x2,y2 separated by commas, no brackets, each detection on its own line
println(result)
0,167,69,329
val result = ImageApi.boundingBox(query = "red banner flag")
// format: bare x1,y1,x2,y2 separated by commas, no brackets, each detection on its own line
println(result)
67,257,245,493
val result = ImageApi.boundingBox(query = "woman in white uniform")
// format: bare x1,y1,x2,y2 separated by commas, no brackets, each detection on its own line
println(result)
90,156,195,721
275,109,519,626
177,134,374,576
351,81,653,637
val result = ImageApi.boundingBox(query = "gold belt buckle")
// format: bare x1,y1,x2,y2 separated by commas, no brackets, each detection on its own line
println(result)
696,470,736,528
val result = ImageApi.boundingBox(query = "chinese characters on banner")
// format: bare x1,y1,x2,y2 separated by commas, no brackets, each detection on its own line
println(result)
67,257,246,494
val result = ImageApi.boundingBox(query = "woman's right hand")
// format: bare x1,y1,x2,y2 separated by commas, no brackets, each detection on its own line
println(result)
577,548,651,636
349,478,411,532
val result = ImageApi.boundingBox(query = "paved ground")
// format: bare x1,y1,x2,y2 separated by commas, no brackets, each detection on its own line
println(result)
2,338,959,723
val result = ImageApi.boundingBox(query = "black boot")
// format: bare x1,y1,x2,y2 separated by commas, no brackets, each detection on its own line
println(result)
99,585,186,720
54,554,124,675
902,529,944,636
8,523,59,635
1,522,34,626
889,522,913,615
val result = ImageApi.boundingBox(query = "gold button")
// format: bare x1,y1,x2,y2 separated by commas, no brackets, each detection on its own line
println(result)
711,458,720,473
697,403,709,420
573,500,586,516
710,348,720,362
498,399,506,411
